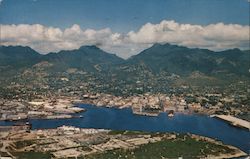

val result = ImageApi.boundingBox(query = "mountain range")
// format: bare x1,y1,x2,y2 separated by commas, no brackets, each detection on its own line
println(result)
0,43,249,78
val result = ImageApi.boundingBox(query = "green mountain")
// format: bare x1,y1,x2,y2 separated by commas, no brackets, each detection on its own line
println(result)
43,45,125,72
0,44,249,78
0,46,42,75
0,46,41,66
0,45,125,73
128,43,250,76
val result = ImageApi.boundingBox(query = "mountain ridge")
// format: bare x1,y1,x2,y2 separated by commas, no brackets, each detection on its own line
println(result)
127,43,249,76
0,44,249,77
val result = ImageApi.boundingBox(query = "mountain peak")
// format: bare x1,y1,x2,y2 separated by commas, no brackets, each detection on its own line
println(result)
0,45,40,56
79,45,100,50
151,43,163,47
1,45,34,51
151,43,182,49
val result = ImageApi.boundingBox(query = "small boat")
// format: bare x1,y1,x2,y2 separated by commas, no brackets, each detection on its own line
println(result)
168,110,174,117
168,113,174,117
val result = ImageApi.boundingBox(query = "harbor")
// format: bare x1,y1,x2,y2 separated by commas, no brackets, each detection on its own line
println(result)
0,104,249,153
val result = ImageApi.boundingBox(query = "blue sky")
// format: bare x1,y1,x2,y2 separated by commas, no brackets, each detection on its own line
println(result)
0,0,249,58
1,0,249,32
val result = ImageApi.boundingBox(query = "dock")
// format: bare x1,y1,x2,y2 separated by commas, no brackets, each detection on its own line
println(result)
212,115,250,130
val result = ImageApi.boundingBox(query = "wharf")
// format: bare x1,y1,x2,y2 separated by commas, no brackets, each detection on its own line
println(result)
212,115,250,130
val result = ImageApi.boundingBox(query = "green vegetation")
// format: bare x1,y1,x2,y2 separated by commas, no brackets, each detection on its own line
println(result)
237,113,250,122
87,135,233,159
13,151,51,159
4,131,240,159
108,130,127,135
14,140,37,149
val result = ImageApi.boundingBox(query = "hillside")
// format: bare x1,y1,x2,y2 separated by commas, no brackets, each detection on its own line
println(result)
0,44,249,78
128,43,250,77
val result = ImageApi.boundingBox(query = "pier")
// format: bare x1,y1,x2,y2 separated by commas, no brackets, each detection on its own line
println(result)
212,115,250,130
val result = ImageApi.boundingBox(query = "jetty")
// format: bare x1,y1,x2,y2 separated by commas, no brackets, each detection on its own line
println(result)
211,115,250,130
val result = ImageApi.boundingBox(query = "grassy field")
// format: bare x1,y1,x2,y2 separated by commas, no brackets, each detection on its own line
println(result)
5,132,235,159
87,134,232,159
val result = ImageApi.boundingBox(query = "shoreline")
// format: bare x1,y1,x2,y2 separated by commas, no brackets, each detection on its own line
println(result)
211,114,250,130
0,104,249,156
189,134,248,159
0,126,248,159
0,97,85,122
1,99,249,131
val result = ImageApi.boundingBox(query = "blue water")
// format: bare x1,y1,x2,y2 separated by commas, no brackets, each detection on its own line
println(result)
0,104,249,153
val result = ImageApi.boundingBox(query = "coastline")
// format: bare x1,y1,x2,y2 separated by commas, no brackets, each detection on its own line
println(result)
211,114,250,130
0,126,247,159
1,95,248,132
0,102,249,158
0,97,85,121
189,134,248,159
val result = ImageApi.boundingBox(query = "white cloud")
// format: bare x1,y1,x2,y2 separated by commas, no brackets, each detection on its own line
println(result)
128,20,249,51
0,0,3,5
0,20,249,58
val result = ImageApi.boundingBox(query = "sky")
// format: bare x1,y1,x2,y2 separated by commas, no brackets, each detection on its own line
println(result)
0,0,249,58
